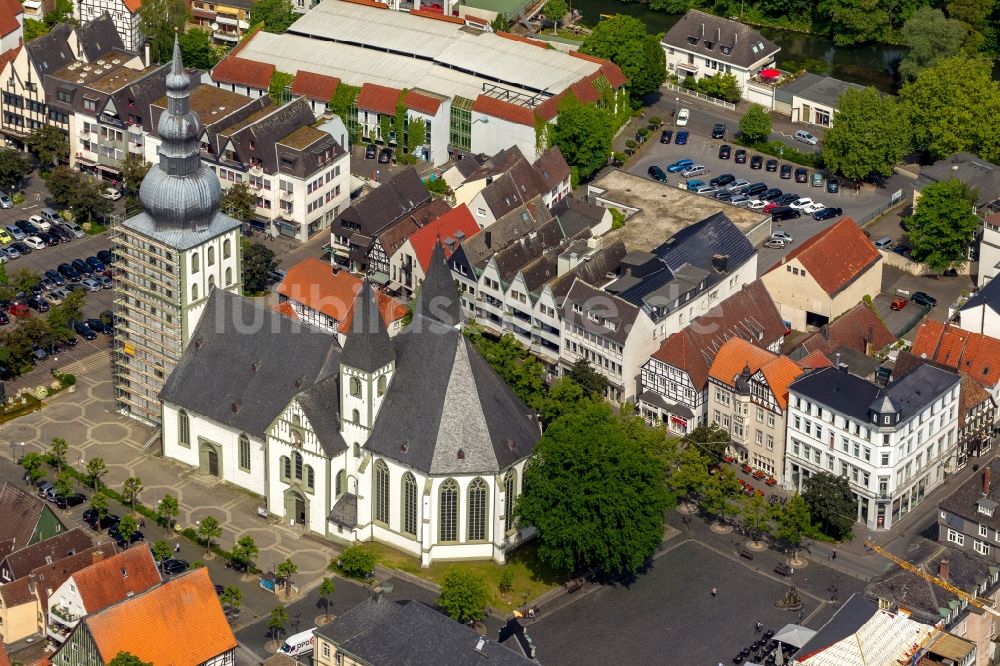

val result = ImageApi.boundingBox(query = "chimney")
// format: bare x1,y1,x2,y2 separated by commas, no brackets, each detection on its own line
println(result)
486,176,493,185
91,551,106,565
485,230,492,248
444,237,455,250
939,559,950,581
839,363,849,373
712,254,729,272
454,230,465,241
985,467,992,496
143,41,151,67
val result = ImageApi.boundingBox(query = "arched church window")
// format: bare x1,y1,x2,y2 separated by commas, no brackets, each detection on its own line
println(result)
374,460,390,525
439,479,459,542
467,477,488,541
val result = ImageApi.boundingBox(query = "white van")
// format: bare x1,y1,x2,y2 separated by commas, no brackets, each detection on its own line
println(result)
279,628,316,658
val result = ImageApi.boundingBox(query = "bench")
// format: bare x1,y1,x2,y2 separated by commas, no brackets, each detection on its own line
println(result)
774,564,792,577
565,579,584,594
739,547,754,561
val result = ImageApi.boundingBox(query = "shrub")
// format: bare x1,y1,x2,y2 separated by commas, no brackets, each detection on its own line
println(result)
57,373,76,386
334,545,378,580
34,386,48,399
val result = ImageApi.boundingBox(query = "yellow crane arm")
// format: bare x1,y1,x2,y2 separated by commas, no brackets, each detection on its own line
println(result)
865,540,1000,618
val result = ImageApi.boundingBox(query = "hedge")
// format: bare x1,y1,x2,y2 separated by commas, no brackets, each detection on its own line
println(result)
732,137,822,169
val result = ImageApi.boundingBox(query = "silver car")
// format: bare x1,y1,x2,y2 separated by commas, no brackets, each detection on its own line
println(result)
81,277,102,292
794,130,818,145
1,245,19,259
727,179,751,192
5,225,24,241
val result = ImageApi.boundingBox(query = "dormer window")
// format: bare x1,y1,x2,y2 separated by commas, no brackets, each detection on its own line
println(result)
704,41,714,50
721,45,731,55
979,498,997,516
687,36,698,45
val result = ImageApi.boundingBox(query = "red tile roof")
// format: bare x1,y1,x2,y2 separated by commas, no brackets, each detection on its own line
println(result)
911,320,1000,389
291,71,340,102
797,349,834,371
708,338,776,387
569,51,628,88
769,218,881,297
357,83,402,115
958,375,993,428
472,94,536,127
409,8,465,23
343,0,390,7
570,74,602,105
533,92,563,122
407,204,479,271
404,90,442,115
795,302,896,358
82,568,236,665
496,31,549,49
760,356,804,409
0,46,20,74
0,640,10,666
121,0,141,13
277,257,408,333
211,57,275,89
272,300,298,320
73,547,162,614
0,0,21,37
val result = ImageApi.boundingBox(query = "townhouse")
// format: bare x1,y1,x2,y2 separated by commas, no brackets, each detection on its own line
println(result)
958,277,1000,338
785,363,960,531
0,0,20,56
388,203,479,298
74,0,143,52
911,320,1000,404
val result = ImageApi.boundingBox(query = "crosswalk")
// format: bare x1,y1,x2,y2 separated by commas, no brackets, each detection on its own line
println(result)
59,349,111,376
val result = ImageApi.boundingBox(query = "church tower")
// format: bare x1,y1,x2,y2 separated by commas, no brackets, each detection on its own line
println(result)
340,280,395,452
112,38,242,425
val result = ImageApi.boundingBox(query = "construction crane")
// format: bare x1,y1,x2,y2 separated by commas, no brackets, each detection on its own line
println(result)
865,540,1000,618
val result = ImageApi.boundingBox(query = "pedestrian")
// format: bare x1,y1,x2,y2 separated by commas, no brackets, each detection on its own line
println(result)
711,587,717,597
174,542,181,553
140,518,145,529
831,549,837,560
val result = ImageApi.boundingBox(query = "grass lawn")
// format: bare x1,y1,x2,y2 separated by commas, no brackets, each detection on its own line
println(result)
352,541,565,610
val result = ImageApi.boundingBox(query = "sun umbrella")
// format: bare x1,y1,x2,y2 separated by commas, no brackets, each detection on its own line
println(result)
760,68,781,79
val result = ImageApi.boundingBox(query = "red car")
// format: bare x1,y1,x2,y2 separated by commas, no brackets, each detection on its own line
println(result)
763,201,780,214
890,296,908,311
7,302,29,317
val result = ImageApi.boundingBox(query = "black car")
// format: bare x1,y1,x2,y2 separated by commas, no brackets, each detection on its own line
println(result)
55,492,86,509
15,219,38,235
11,241,30,255
161,558,189,576
26,296,49,312
659,129,673,144
83,510,119,531
718,144,731,160
58,263,81,282
711,123,726,139
63,336,78,347
51,225,72,243
743,183,768,197
750,155,763,170
86,318,113,334
108,525,143,546
647,165,667,183
780,164,792,179
709,173,736,187
73,321,97,340
912,291,937,308
734,149,747,164
795,167,809,183
761,188,783,201
72,259,94,276
364,143,377,159
775,193,799,206
45,269,66,286
39,232,59,246
86,256,106,272
97,250,114,265
813,207,843,220
378,148,392,163
827,178,840,193
771,206,801,221
765,159,778,172
0,310,8,326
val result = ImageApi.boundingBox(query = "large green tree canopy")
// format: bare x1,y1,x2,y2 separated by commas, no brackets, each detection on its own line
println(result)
821,87,910,181
516,402,670,575
548,96,613,182
802,471,856,540
908,178,979,270
580,15,665,103
898,7,968,80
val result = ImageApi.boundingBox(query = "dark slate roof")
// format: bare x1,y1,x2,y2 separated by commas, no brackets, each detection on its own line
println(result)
75,13,127,61
341,280,395,373
940,458,1000,531
548,239,628,301
328,493,358,528
661,10,779,69
776,72,863,108
480,158,547,220
336,167,431,239
561,279,639,345
451,151,487,179
26,24,76,76
449,196,549,274
492,217,565,284
0,483,47,548
159,290,341,439
413,243,462,329
295,375,346,457
917,153,1000,207
532,145,570,191
794,594,877,662
2,528,93,580
315,598,535,665
789,363,959,423
960,277,1000,313
551,196,607,239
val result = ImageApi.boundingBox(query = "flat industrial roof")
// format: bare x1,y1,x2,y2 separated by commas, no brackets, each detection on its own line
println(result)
244,0,603,105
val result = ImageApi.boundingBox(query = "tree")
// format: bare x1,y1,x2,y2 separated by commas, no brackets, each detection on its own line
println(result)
947,0,992,27
231,535,258,572
197,515,222,555
46,166,81,206
48,437,68,473
490,14,510,32
139,0,187,63
773,494,811,563
818,0,890,46
334,545,377,580
697,72,742,104
158,494,179,528
318,577,336,620
47,290,85,342
497,567,514,598
220,183,256,222
329,83,360,125
90,492,108,519
10,268,41,296
684,424,730,463
740,493,772,546
268,70,293,106
117,514,139,544
242,240,276,294
802,472,856,540
121,477,143,513
739,104,772,144
220,585,242,610
252,0,295,33
151,540,172,564
119,154,151,194
548,96,613,182
544,0,567,33
107,652,152,666
70,179,113,223
822,87,910,181
580,15,666,104
0,148,31,191
898,7,968,81
178,28,219,70
26,124,68,167
901,56,1000,161
668,445,710,506
516,402,670,575
699,468,740,523
54,470,73,499
564,359,608,397
267,605,288,641
437,568,489,624
43,0,72,26
907,178,979,271
20,452,46,484
275,558,298,595
24,19,47,41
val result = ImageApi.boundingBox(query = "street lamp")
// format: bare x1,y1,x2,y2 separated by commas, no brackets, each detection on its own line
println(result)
675,96,679,118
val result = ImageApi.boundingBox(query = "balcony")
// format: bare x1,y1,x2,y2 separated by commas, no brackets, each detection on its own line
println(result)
216,14,239,25
47,622,73,643
279,188,294,201
213,31,240,43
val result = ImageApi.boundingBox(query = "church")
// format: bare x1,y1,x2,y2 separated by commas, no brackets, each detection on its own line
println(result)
148,42,541,566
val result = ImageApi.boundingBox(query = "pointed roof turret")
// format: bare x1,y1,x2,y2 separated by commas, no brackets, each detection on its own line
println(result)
413,242,462,328
342,279,394,372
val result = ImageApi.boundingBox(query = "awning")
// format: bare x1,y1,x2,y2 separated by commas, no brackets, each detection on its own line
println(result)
216,5,241,15
370,271,390,286
247,218,266,230
676,62,699,72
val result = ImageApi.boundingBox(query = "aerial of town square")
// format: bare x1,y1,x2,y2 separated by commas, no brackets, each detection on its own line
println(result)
0,0,998,662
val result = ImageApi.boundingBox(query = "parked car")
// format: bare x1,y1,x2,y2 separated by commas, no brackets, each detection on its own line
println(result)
364,143,377,159
15,220,37,234
675,130,688,145
794,129,819,145
97,249,114,265
45,269,66,286
681,165,706,178
58,263,81,281
83,510,120,531
26,296,49,312
659,129,673,144
61,222,85,239
811,172,824,187
765,159,778,172
760,188,783,201
771,206,801,221
771,231,794,243
676,108,690,126
5,225,24,241
0,229,10,244
789,198,814,210
795,168,809,184
108,525,143,546
802,202,826,215
774,193,799,206
81,278,102,292
747,200,768,210
730,195,753,207
813,206,843,220
893,245,911,257
161,558,189,575
734,149,747,164
87,318,113,334
28,215,49,232
8,302,29,317
24,236,45,250
780,164,792,180
55,492,86,509
50,224,72,243
763,239,786,249
714,191,736,201
750,155,763,169
763,202,781,214
827,178,840,194
685,179,705,192
890,296,908,311
742,183,768,197
727,179,751,192
718,144,731,159
0,194,11,209
695,186,718,195
377,148,392,163
44,291,63,306
667,159,694,173
72,259,94,276
98,275,112,289
87,256,106,272
0,246,18,260
647,165,667,183
709,173,735,187
101,188,122,201
73,321,96,340
39,232,59,246
711,123,726,139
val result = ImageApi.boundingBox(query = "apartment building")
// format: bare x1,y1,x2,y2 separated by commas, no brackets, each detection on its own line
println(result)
786,363,960,531
958,277,1000,338
388,203,479,298
911,320,1000,404
706,337,803,480
455,145,571,224
354,82,448,166
939,462,1000,569
189,0,251,45
75,0,143,51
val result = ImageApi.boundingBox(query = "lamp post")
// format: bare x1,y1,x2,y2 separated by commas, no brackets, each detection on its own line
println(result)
675,97,679,119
